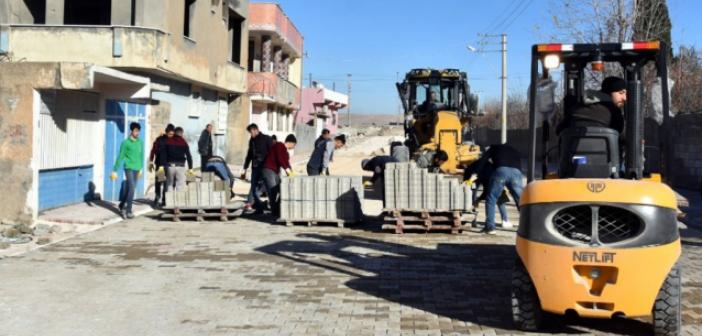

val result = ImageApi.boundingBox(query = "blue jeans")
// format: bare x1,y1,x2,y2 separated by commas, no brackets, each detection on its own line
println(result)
246,167,264,206
205,162,235,189
262,168,281,216
118,169,138,213
485,167,523,231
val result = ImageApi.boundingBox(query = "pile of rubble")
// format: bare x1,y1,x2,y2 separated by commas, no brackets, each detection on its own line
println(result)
0,220,61,249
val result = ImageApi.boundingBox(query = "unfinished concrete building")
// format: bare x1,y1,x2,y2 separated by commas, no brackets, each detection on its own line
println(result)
247,3,303,141
0,0,249,222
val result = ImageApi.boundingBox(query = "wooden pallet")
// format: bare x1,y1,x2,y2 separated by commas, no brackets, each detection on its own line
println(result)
278,219,360,228
161,205,244,222
382,210,474,234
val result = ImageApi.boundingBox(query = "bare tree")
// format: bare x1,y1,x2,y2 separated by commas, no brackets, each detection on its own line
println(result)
671,46,702,114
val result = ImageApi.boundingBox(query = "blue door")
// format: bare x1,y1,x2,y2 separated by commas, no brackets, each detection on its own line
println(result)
38,166,94,211
104,100,146,201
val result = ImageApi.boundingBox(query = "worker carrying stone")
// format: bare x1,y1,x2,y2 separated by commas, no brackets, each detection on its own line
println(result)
306,134,346,176
203,155,236,198
110,122,144,219
416,149,448,173
361,155,399,187
557,76,627,134
262,134,298,217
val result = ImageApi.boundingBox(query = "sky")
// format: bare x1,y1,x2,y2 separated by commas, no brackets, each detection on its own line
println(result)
264,0,702,115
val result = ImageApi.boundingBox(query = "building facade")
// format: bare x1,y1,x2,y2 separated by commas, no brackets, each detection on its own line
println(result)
0,0,249,222
247,3,303,141
300,83,349,135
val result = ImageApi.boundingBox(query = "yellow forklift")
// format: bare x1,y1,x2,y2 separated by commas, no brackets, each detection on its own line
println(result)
396,68,481,173
513,41,681,335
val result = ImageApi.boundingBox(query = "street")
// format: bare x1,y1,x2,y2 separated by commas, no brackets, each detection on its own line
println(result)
1,212,702,335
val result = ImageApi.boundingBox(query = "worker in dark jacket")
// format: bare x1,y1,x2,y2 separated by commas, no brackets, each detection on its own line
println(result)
158,127,193,193
307,135,346,176
362,155,399,185
464,156,510,228
262,134,297,217
149,124,174,207
478,144,523,235
241,123,274,210
557,76,627,134
314,129,331,148
197,123,214,168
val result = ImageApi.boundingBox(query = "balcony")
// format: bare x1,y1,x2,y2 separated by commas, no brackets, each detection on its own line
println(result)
249,3,303,57
0,25,246,93
248,72,300,109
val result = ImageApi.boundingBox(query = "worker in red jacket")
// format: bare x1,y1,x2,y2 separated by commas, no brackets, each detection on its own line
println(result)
148,124,174,207
262,134,297,217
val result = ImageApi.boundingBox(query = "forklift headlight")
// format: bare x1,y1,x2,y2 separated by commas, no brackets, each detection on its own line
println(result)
544,54,560,69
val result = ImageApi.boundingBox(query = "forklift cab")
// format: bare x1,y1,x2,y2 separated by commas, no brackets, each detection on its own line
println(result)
527,41,672,182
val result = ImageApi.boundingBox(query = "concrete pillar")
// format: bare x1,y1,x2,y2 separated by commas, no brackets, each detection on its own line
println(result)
261,35,272,73
46,0,65,24
111,0,132,25
273,46,283,77
281,54,290,80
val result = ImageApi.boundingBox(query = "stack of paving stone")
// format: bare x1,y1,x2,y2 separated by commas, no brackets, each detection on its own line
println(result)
384,162,472,211
164,172,231,209
280,176,364,226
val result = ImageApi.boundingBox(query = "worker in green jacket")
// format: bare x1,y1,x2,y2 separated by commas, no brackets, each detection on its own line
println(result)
111,122,144,219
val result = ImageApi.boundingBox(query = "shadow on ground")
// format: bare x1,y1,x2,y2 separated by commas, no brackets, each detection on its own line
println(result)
256,233,656,335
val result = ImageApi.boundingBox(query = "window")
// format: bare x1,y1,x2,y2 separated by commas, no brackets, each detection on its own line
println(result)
25,0,46,24
184,0,197,38
247,40,255,71
228,9,244,64
64,0,111,25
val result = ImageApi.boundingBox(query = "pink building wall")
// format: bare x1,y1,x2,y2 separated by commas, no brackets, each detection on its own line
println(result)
299,87,347,134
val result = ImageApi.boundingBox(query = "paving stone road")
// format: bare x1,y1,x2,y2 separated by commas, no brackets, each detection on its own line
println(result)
0,211,701,336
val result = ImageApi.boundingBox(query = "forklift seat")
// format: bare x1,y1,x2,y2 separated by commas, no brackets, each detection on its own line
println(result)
558,126,620,178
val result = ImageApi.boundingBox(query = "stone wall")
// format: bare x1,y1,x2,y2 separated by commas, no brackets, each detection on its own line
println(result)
474,114,702,189
671,114,702,189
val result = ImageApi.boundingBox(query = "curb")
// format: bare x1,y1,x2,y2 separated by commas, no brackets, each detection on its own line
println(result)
2,207,157,258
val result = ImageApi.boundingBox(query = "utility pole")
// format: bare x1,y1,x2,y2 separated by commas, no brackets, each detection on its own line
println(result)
500,33,508,144
308,73,313,87
347,73,352,127
469,33,508,142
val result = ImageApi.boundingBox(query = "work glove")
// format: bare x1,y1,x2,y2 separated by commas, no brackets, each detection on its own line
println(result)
324,168,330,176
110,172,118,181
286,169,296,177
363,181,373,188
187,169,195,177
148,163,155,172
157,166,165,174
464,175,477,186
240,172,246,180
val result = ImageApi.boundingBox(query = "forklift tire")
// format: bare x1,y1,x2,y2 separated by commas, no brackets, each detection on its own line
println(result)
511,258,543,331
653,265,682,336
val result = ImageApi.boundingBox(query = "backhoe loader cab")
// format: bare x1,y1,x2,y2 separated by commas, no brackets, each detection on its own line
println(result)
513,41,681,335
397,69,480,172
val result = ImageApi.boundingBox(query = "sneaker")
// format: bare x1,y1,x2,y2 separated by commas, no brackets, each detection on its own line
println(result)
120,209,127,219
480,227,497,235
118,203,125,211
126,212,135,219
501,220,513,229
